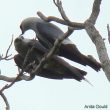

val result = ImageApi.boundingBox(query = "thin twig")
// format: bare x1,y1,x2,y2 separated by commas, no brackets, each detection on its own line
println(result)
53,0,71,23
53,0,57,7
5,37,13,59
0,92,10,110
0,37,13,61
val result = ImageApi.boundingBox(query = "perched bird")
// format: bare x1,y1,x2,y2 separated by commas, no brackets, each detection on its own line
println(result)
20,17,101,71
14,36,88,82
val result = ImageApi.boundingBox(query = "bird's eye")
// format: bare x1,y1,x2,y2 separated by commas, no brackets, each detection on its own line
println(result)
20,36,24,39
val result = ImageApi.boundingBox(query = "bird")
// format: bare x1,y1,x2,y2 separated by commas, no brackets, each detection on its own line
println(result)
14,36,88,82
20,17,101,71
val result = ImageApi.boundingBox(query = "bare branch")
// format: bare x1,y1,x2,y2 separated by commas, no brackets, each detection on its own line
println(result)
53,0,71,23
5,37,13,59
37,11,85,29
0,92,10,110
0,69,35,92
83,0,110,81
85,21,110,81
88,0,102,24
53,0,58,7
0,74,20,82
107,24,110,43
0,74,23,92
38,1,85,30
31,27,74,76
0,37,13,61
0,72,35,83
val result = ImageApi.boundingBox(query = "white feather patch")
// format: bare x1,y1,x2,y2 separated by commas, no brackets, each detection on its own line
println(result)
62,38,73,45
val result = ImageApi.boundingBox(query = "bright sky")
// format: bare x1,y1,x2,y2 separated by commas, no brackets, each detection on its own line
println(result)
0,0,110,110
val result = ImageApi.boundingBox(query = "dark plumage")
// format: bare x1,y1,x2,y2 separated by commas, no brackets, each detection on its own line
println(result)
20,17,101,71
14,37,88,82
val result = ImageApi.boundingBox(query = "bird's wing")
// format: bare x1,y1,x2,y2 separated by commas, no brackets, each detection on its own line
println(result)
52,55,87,81
14,54,86,81
36,20,64,43
14,54,65,79
27,39,49,54
36,19,74,46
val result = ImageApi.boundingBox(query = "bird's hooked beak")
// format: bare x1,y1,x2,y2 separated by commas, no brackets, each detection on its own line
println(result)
20,24,24,35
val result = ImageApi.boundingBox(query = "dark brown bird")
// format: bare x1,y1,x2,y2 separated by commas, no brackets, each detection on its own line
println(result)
14,37,89,82
20,17,101,71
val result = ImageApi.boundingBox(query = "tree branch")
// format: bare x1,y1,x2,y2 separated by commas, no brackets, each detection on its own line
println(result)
53,0,71,23
88,0,102,24
107,24,110,43
0,74,20,82
37,11,85,29
84,0,110,81
0,37,13,61
85,22,110,81
37,0,85,29
0,73,32,82
0,67,35,92
0,92,10,110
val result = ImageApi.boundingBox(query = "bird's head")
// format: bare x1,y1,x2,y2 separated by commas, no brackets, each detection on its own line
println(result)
20,17,38,35
14,36,31,57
